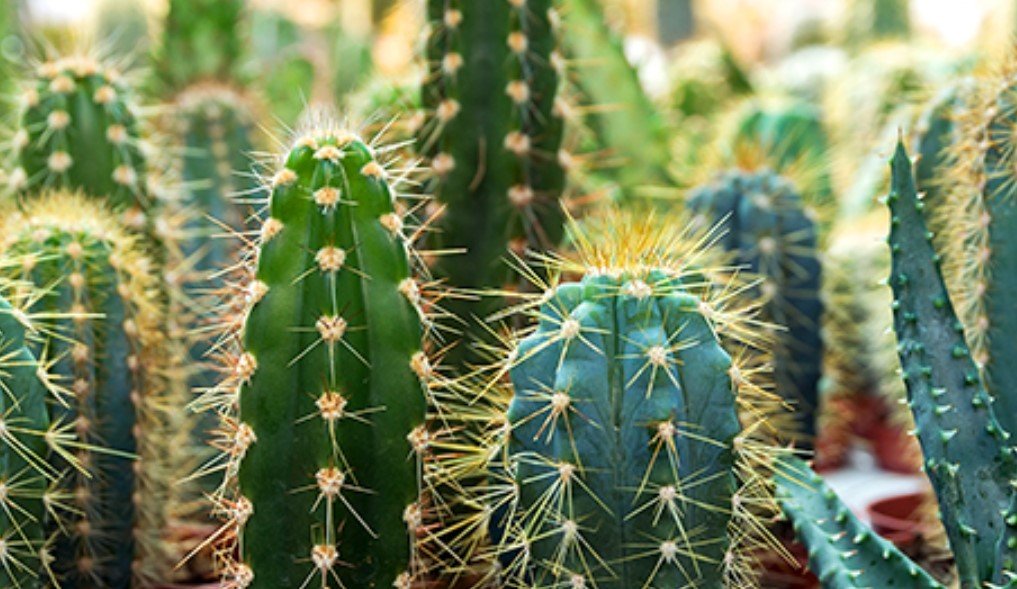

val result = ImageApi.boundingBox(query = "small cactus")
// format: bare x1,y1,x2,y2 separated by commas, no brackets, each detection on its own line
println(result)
689,169,823,446
212,123,433,588
0,191,172,588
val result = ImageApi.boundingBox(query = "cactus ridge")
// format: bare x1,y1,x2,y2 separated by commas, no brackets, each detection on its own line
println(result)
688,169,824,445
450,212,785,589
11,55,153,229
210,120,437,589
0,191,171,588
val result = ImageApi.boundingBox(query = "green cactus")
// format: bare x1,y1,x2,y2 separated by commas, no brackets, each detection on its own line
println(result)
213,127,432,588
776,142,1017,589
668,39,752,120
10,55,153,230
490,214,783,588
0,192,171,588
249,9,314,125
421,0,568,358
0,289,57,589
93,0,151,62
844,0,911,44
688,169,823,446
155,0,246,92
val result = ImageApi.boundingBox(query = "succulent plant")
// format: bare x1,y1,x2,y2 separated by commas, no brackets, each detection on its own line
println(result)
482,212,783,588
211,124,434,588
420,0,568,358
155,0,246,93
776,141,1017,589
0,191,172,588
689,169,823,446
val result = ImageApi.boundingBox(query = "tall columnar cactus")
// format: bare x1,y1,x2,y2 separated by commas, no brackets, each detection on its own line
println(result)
689,169,823,445
0,290,58,589
488,215,782,588
213,126,432,588
421,0,568,351
155,0,245,93
10,55,153,229
0,192,170,589
775,143,1017,588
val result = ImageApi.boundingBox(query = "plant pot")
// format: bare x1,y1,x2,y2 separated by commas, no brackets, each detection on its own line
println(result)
867,491,929,548
758,524,820,589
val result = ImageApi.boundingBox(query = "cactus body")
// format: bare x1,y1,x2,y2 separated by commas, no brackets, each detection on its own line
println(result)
12,56,152,226
689,170,823,444
0,293,51,589
421,0,567,354
216,129,430,589
155,0,245,92
0,192,169,589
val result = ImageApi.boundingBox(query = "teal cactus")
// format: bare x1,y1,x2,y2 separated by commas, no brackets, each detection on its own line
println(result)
689,169,823,446
0,192,171,588
213,125,433,588
421,0,568,355
10,55,153,229
488,213,783,588
0,289,59,589
155,0,246,93
775,142,1017,589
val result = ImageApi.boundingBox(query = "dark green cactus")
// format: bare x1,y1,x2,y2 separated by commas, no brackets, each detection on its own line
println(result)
776,142,1017,589
155,0,245,92
0,291,54,589
421,0,567,357
215,128,431,588
0,192,171,588
689,169,823,446
11,55,153,229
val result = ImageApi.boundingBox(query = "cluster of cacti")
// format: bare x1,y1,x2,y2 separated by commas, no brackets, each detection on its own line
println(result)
0,192,171,588
420,0,569,355
210,124,434,588
688,169,824,446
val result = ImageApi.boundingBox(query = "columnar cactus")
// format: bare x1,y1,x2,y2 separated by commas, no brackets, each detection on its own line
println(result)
421,0,568,351
10,55,153,229
775,143,1017,589
213,125,432,588
0,192,171,588
0,290,56,589
689,170,823,445
155,0,245,93
491,215,782,588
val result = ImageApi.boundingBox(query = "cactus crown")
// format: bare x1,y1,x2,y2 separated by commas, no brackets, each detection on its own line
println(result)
210,117,437,589
468,211,784,589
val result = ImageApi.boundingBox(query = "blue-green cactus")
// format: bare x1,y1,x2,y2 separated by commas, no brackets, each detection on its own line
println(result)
689,169,823,446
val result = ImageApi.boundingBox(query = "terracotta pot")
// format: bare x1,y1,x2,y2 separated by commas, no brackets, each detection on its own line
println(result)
867,491,929,548
758,525,820,589
870,420,922,474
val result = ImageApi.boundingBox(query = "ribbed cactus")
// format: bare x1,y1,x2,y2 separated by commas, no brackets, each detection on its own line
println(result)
213,126,432,588
155,0,245,93
776,142,1017,589
0,192,170,588
490,215,782,588
421,0,568,356
689,169,823,445
0,289,56,589
10,55,153,229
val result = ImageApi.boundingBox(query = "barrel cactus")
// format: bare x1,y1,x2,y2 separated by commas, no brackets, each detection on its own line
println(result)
211,123,434,588
689,169,823,446
470,212,783,588
421,0,568,357
0,191,172,588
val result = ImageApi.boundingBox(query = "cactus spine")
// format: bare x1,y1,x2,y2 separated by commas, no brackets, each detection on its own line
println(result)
421,0,567,352
0,290,55,589
486,214,781,588
11,56,153,229
689,170,823,445
0,192,170,588
214,126,431,588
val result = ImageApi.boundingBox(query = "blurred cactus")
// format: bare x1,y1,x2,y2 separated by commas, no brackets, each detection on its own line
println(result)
0,192,172,588
844,0,911,45
93,0,151,63
211,124,433,588
668,39,752,120
155,0,246,93
689,169,823,446
249,9,314,124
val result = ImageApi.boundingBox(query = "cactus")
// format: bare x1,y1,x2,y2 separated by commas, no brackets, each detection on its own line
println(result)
155,0,246,93
10,55,153,230
844,0,911,44
249,9,315,125
212,125,433,588
0,289,58,589
0,191,171,588
421,0,568,357
92,0,151,61
486,212,783,588
668,39,752,120
776,142,1017,588
688,169,823,446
